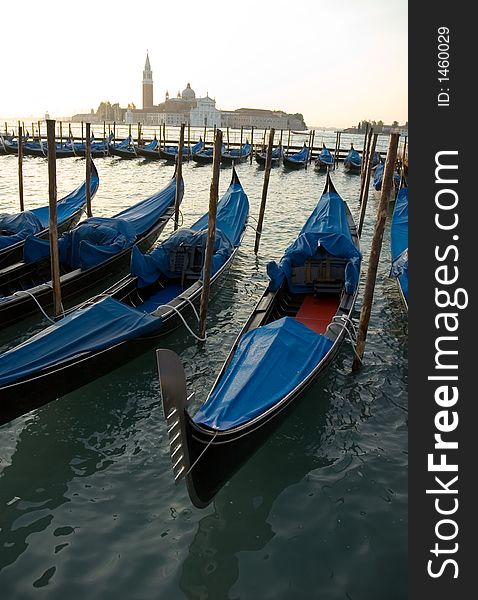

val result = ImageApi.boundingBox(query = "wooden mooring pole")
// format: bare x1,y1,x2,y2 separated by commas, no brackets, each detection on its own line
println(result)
86,123,92,217
198,129,223,340
46,119,62,319
250,125,254,164
254,127,275,254
357,132,378,237
286,129,291,156
18,125,24,211
352,132,400,371
359,128,374,204
174,124,185,231
308,129,315,164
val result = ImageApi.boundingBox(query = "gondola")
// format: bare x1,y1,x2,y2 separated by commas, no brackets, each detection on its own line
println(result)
192,144,225,165
282,143,309,169
108,136,138,159
0,169,249,425
221,143,251,164
0,162,100,269
373,162,400,192
390,187,408,310
159,140,204,162
21,139,83,158
135,137,161,159
314,145,334,171
66,134,112,159
343,145,361,173
157,172,362,508
0,174,182,327
254,143,283,166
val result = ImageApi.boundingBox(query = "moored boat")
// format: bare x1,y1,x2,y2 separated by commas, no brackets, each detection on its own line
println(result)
221,143,251,164
314,145,334,170
255,143,283,166
0,170,249,425
0,174,182,327
0,163,100,269
157,173,362,507
390,187,408,310
159,140,204,162
343,145,361,173
283,143,309,169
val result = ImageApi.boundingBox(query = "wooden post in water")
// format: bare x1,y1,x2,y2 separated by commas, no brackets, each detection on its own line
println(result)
399,135,408,186
203,120,207,149
38,121,41,141
103,121,106,143
81,121,84,144
359,128,374,203
46,119,62,319
352,133,400,371
254,128,275,254
361,122,369,168
226,126,230,150
59,121,63,146
187,123,191,160
198,129,223,340
85,123,92,217
357,132,378,237
309,129,315,164
174,124,185,231
250,125,254,164
240,125,243,157
18,125,24,211
286,129,291,156
163,123,166,149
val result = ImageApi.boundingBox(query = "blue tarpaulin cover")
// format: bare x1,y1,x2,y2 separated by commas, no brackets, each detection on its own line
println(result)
194,144,225,157
0,212,44,249
267,188,361,294
163,140,203,156
24,217,137,269
23,176,178,268
131,174,249,287
222,143,251,158
373,163,400,191
344,147,361,167
0,297,162,387
390,187,408,301
193,317,333,430
0,169,99,250
287,144,309,162
318,146,333,164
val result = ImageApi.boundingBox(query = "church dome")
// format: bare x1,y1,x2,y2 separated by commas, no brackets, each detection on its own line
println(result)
181,83,196,100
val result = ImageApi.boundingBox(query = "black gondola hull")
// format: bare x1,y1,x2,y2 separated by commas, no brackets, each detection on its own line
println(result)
0,244,238,424
283,155,307,169
0,207,175,327
192,152,213,164
108,145,138,159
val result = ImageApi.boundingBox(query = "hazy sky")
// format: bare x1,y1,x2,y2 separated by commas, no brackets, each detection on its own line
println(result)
1,0,407,128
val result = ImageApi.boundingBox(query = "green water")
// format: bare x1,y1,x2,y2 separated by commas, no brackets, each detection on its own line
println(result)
0,133,407,599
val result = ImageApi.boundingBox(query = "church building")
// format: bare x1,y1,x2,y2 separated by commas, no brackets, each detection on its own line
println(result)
126,53,221,127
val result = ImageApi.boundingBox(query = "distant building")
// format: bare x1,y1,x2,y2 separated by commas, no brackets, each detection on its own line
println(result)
221,108,306,130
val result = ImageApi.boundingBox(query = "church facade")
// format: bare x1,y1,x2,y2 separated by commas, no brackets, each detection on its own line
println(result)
127,54,221,127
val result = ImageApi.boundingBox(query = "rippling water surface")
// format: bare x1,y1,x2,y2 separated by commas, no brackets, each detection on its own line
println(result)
0,132,407,599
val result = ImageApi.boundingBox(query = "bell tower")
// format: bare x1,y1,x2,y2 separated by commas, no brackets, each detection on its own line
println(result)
142,52,153,109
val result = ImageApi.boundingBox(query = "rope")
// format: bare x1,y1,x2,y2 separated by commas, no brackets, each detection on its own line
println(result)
185,430,219,475
330,314,362,363
12,290,59,324
159,302,207,342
